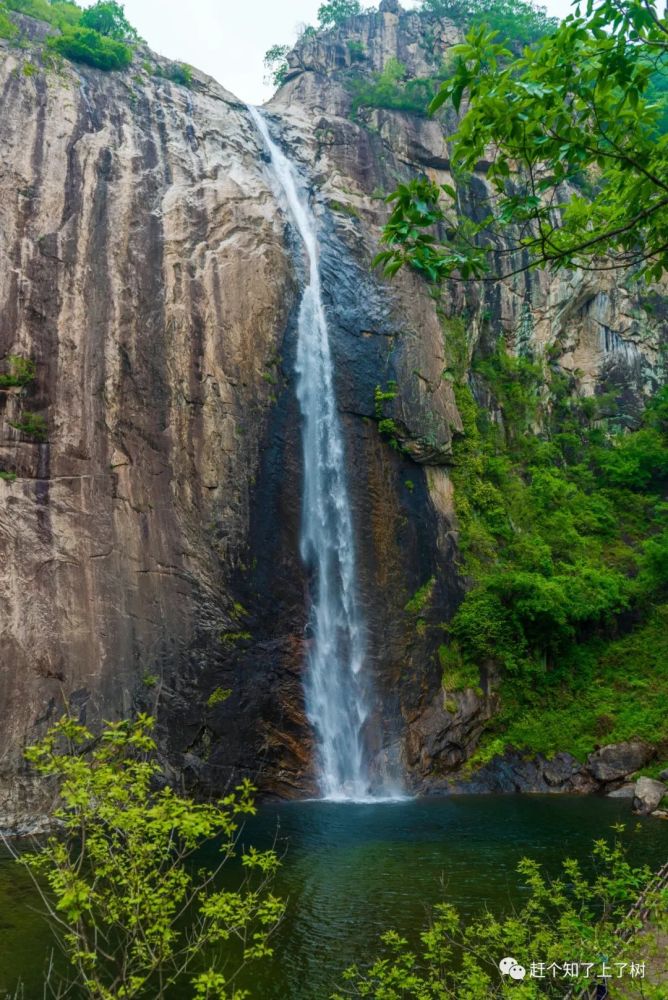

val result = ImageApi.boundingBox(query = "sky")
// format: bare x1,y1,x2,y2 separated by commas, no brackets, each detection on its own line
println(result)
114,0,579,105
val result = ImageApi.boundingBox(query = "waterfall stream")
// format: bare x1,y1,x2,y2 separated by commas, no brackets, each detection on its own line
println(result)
249,107,374,800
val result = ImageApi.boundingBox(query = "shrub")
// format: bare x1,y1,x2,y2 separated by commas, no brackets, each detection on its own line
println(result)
163,60,192,86
47,24,133,69
207,686,232,708
5,0,81,28
405,576,436,615
334,834,660,1000
9,410,47,440
348,58,437,117
0,355,35,387
317,0,362,30
0,4,17,38
10,715,283,999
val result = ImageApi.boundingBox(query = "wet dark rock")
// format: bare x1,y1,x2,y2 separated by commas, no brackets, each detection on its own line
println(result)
444,749,597,795
587,742,653,782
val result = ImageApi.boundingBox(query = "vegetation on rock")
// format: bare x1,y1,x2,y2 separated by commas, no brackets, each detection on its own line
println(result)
377,0,668,281
9,410,47,440
419,0,558,48
317,0,362,30
0,355,35,388
1,0,139,71
440,335,668,764
347,56,442,117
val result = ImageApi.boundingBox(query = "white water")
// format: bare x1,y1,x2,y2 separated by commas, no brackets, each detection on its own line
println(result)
249,107,375,800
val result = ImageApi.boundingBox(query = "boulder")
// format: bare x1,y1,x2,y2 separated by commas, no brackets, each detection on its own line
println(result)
633,777,666,815
586,742,652,782
606,783,636,798
658,768,668,781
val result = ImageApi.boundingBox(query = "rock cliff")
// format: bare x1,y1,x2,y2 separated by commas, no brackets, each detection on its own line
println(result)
0,5,666,827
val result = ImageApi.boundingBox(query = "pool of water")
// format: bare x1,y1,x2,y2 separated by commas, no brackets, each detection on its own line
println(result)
1,795,667,999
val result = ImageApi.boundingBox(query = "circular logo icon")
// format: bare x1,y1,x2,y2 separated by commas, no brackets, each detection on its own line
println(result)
499,957,517,975
499,958,526,981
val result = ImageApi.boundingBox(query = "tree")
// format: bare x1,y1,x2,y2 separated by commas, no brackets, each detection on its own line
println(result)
375,0,668,284
334,831,666,998
80,0,140,42
263,43,290,88
8,715,283,999
419,0,558,48
317,0,362,31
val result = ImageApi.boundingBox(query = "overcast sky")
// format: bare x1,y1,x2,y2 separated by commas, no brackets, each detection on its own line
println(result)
113,0,579,105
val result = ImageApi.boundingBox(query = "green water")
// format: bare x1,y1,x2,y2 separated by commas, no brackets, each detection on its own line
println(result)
1,795,667,999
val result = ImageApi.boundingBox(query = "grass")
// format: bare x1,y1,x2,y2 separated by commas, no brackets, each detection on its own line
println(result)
405,576,436,615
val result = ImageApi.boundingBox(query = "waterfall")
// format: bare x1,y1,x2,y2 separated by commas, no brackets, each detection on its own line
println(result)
249,107,373,801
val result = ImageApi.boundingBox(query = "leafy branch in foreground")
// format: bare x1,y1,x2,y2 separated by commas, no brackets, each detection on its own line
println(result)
376,0,668,283
5,715,283,1000
333,831,666,997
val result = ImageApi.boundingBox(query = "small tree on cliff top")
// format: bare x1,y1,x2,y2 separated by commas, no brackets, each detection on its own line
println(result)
318,0,363,30
10,715,283,999
80,0,140,41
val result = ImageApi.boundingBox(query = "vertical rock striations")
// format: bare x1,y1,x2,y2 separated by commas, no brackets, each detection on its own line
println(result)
0,6,666,824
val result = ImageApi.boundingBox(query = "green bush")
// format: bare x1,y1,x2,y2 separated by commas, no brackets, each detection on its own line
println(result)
9,410,47,440
348,58,438,117
0,355,36,388
405,576,436,615
347,38,365,61
317,0,361,30
336,835,661,1000
5,0,81,28
161,60,192,86
419,0,558,48
47,24,132,69
0,4,17,38
12,716,283,998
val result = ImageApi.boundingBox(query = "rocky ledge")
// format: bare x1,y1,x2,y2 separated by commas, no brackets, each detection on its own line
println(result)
422,741,668,818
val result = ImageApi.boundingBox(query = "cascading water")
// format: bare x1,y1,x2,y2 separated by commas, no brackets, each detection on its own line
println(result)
249,107,373,800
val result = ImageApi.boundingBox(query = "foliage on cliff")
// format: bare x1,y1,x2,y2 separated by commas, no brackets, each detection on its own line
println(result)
377,0,668,282
264,0,362,89
14,715,283,999
0,0,138,70
419,0,558,48
335,832,665,998
348,56,444,117
442,333,668,761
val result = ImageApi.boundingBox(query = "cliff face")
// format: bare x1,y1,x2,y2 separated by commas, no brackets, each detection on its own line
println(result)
0,7,666,826
0,16,306,824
